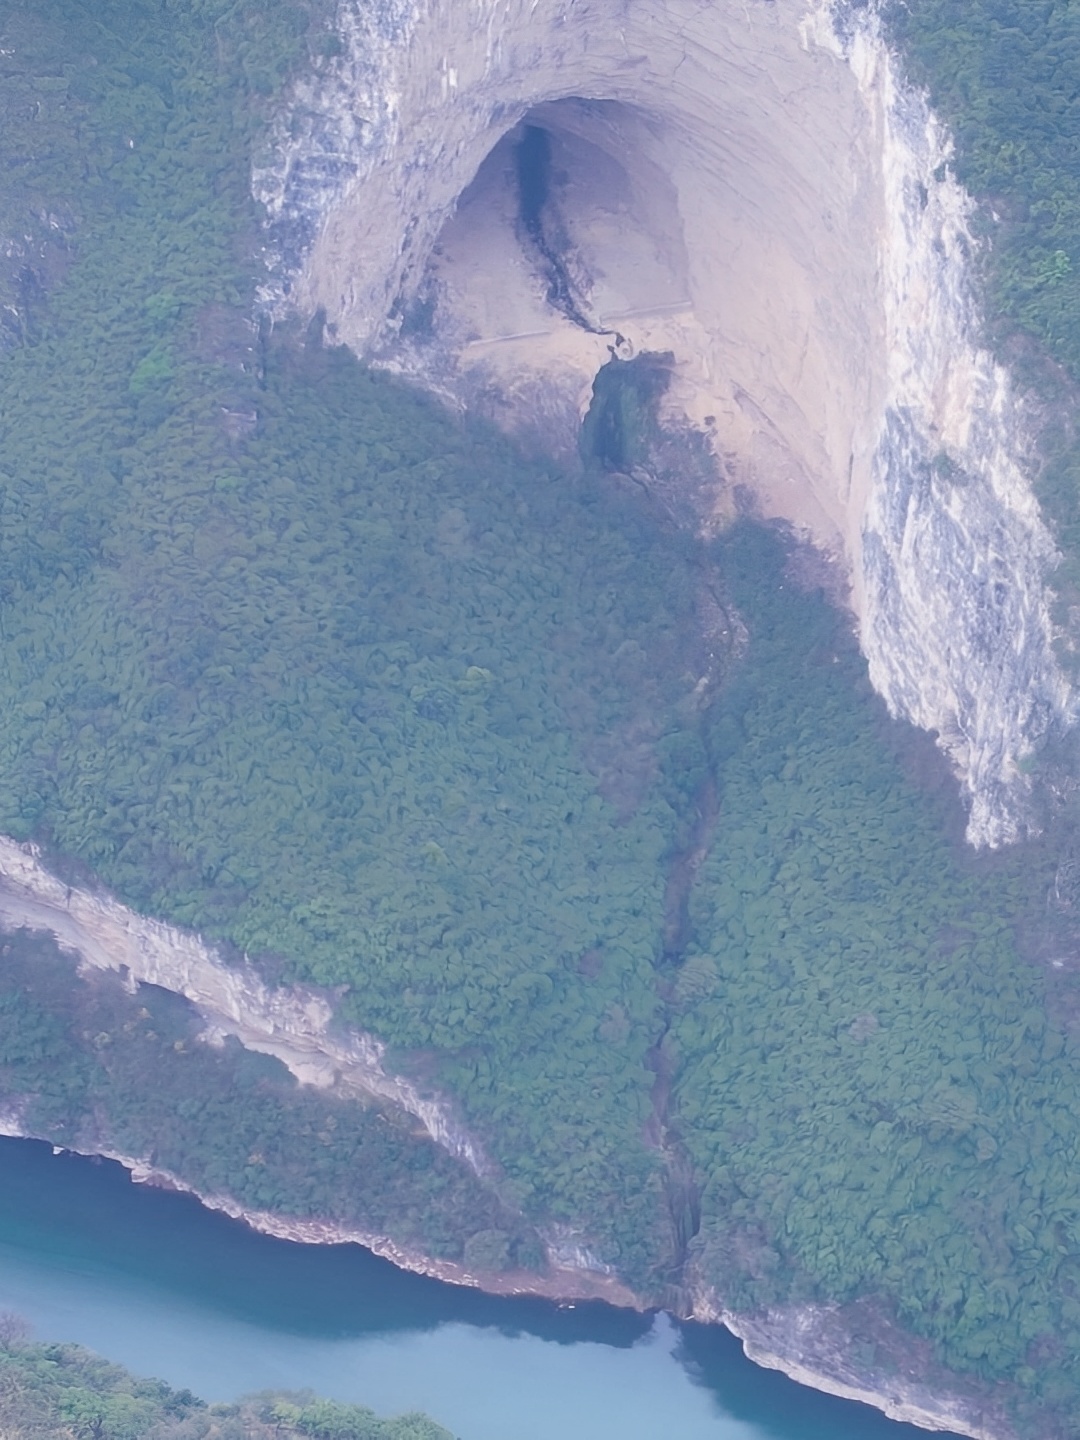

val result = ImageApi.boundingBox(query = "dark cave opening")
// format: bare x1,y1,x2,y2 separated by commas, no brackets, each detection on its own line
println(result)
516,124,551,244
513,120,611,337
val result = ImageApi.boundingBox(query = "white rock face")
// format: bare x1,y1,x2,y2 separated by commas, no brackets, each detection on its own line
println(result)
256,0,1074,844
0,836,488,1177
836,21,1073,845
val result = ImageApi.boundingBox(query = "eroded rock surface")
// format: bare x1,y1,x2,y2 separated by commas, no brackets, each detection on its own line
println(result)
255,0,1074,843
0,837,487,1175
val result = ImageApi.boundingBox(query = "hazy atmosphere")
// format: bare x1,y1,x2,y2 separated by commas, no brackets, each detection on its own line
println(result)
2,1,1080,1438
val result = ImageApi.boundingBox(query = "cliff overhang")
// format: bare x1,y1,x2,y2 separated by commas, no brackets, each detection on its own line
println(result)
256,0,1075,846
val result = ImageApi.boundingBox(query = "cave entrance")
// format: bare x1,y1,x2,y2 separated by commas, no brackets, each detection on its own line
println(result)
414,99,691,359
316,8,889,581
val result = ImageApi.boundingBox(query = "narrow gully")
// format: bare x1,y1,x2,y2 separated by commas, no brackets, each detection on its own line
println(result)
647,770,721,1299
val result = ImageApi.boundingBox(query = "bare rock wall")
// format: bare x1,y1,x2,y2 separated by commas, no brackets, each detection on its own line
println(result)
256,0,1076,843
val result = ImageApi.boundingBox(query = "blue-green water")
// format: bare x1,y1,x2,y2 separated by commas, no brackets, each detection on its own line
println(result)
0,1137,963,1440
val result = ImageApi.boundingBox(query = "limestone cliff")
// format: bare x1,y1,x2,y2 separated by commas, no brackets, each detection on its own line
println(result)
0,838,487,1180
255,0,1074,845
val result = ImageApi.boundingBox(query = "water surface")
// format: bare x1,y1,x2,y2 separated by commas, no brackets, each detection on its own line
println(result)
0,1137,965,1440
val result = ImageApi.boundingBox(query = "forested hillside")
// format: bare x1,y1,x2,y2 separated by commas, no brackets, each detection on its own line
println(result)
4,2,1080,1437
0,928,531,1264
673,528,1078,1431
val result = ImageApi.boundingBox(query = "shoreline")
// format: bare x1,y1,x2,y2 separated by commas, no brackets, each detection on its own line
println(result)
0,1119,1002,1440
0,836,1010,1440
716,1308,1010,1440
0,1115,638,1309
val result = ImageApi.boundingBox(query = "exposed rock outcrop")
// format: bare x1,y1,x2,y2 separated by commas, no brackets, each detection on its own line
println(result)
0,837,488,1177
710,1298,1016,1440
0,835,1028,1437
255,0,1074,844
0,836,630,1285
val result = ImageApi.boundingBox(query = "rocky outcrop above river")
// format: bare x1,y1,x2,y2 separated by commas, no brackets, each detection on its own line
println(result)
0,836,627,1291
0,835,1027,1440
694,1289,1017,1440
0,838,481,1167
255,0,1074,845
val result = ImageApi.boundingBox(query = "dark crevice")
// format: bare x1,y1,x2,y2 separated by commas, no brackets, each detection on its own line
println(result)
514,124,624,345
646,1018,703,1302
578,355,730,1301
648,766,719,1301
660,775,719,966
517,124,551,239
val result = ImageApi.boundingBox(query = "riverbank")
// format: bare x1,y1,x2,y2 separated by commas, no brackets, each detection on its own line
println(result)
0,1111,636,1307
0,1113,995,1438
0,835,1005,1440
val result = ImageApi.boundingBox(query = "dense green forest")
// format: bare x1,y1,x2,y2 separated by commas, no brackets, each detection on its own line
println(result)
0,1319,454,1439
4,0,1080,1436
0,929,536,1267
671,527,1075,1429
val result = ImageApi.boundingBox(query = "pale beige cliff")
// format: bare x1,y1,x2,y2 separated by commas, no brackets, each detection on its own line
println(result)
284,0,887,575
0,836,486,1175
257,0,1073,845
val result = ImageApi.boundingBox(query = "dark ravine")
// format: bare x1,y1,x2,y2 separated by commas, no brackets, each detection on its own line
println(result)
648,773,718,1303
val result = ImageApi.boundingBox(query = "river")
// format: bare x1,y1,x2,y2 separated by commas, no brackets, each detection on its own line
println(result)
0,1136,967,1440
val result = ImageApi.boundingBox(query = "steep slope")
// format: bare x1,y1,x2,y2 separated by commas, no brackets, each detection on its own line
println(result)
257,0,1073,845
4,3,1080,1438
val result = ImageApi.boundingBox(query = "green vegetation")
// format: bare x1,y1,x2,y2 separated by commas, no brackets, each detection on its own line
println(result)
0,1319,454,1439
5,0,1080,1434
0,0,710,1284
0,929,531,1265
0,322,704,1273
674,526,1075,1428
